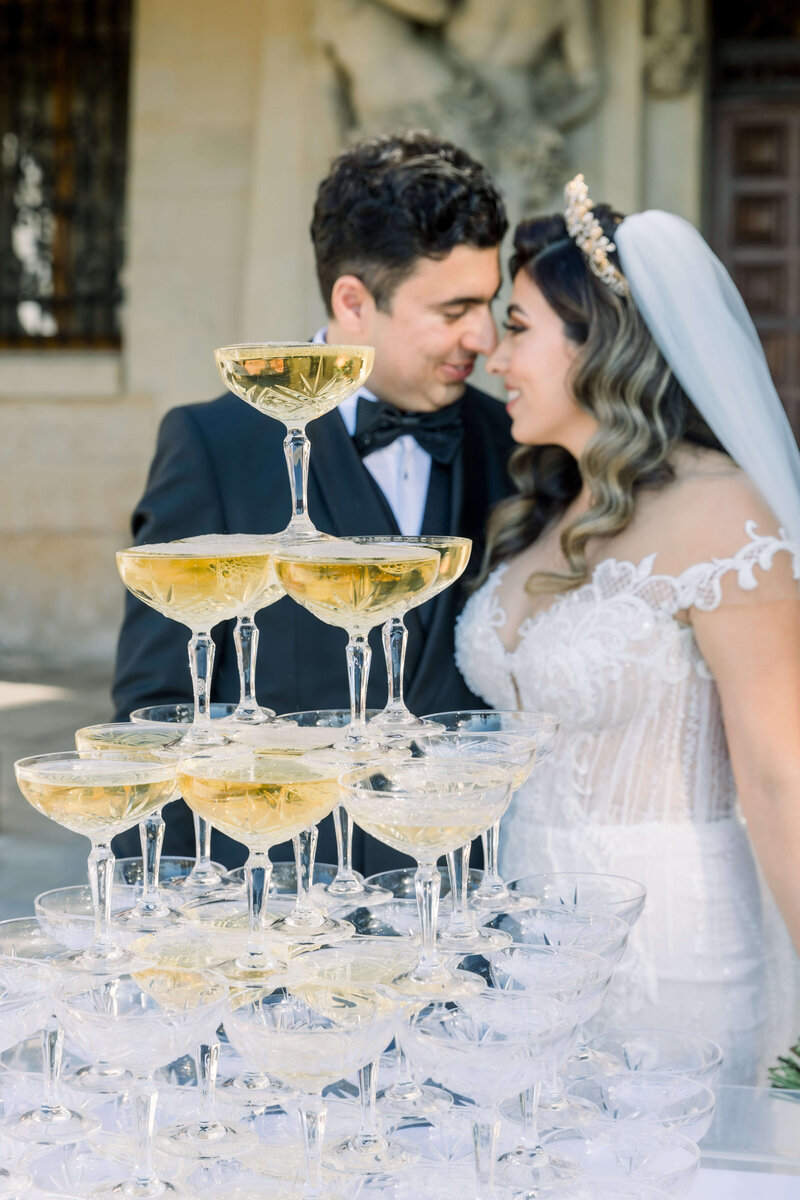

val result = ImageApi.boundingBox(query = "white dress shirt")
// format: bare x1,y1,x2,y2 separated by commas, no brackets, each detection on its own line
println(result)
314,329,432,535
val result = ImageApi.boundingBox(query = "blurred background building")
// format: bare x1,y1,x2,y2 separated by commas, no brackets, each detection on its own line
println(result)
0,0,799,888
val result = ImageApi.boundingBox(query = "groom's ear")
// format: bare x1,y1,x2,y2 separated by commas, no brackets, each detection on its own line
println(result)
330,274,376,333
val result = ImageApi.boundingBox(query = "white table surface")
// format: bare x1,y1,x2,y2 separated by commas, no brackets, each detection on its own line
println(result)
689,1167,800,1197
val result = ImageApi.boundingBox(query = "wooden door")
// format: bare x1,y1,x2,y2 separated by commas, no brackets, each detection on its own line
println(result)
710,102,800,436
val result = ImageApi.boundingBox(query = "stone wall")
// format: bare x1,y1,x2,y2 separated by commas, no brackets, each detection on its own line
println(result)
0,0,706,664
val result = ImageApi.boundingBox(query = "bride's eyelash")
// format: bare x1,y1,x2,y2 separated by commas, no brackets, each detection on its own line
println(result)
502,321,526,335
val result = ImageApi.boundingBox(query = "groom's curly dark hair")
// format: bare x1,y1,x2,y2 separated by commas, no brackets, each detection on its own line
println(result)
311,131,507,315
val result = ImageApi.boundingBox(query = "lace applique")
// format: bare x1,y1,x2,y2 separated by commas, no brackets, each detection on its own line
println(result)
672,521,800,612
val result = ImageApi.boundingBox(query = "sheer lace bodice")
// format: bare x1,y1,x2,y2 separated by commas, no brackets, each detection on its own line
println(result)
455,518,800,1082
456,521,799,830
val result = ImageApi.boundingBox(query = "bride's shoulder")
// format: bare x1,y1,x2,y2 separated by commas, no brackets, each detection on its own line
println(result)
656,447,781,547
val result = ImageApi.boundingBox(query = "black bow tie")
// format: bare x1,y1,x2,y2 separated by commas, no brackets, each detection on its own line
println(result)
353,396,464,464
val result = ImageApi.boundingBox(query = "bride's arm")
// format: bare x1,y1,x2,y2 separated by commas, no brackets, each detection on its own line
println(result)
693,597,800,954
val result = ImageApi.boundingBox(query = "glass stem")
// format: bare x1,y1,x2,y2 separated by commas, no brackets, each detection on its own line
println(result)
388,1042,418,1102
346,632,371,737
299,1092,327,1197
192,812,215,879
357,1056,382,1147
445,843,473,933
291,825,319,923
414,861,441,977
41,1017,64,1114
130,1074,159,1191
382,615,408,714
473,1111,500,1200
139,811,165,910
284,426,312,524
246,852,273,960
188,629,215,736
520,1081,541,1150
234,614,260,716
88,841,115,952
331,805,359,891
197,1041,219,1123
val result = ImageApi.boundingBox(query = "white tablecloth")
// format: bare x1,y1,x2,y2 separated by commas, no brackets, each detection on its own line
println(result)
689,1167,800,1198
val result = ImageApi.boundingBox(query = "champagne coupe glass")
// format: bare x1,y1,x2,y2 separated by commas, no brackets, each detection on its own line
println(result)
540,1126,701,1197
401,991,574,1200
566,1073,717,1144
176,532,287,726
488,906,630,968
273,709,387,901
14,751,176,971
367,535,472,737
488,943,614,1189
57,968,227,1198
223,981,396,1199
425,710,560,910
177,748,341,979
339,759,511,998
214,342,374,544
274,538,441,756
506,872,648,929
0,918,99,1147
288,938,428,1172
74,722,186,933
570,1030,723,1090
129,700,246,899
0,984,60,1196
412,728,539,951
116,539,277,748
156,1038,257,1162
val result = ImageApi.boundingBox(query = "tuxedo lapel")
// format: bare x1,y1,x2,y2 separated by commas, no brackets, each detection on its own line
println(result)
307,409,398,538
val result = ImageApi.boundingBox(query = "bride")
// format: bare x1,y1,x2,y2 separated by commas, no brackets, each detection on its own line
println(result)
455,176,800,1083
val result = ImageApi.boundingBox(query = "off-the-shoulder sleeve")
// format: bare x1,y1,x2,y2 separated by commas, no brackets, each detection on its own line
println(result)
675,520,800,613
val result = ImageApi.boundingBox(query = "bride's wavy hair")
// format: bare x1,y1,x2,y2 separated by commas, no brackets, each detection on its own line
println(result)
477,209,725,595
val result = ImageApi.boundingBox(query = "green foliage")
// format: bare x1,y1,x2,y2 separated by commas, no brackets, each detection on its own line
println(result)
768,1038,800,1090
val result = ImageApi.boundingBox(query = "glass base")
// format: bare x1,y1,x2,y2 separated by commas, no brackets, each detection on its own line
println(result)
391,964,484,1000
229,703,278,725
535,1092,601,1134
103,1178,179,1197
368,709,444,737
269,520,335,546
268,912,354,946
6,1103,99,1145
472,878,512,909
70,1062,133,1094
156,1116,257,1160
174,724,231,750
437,923,512,952
163,863,242,898
217,951,288,983
322,871,367,899
376,1082,453,1119
60,942,138,975
495,1146,580,1190
324,1131,418,1174
217,1071,290,1106
113,902,184,933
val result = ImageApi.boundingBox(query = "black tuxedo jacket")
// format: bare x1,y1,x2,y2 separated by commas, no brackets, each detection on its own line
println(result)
112,384,515,873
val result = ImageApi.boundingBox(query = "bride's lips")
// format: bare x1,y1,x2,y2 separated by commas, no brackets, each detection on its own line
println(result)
440,361,474,382
505,387,521,413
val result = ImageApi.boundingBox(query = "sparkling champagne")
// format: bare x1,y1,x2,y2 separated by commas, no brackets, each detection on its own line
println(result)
116,542,276,631
175,534,285,617
15,758,176,841
214,344,374,426
178,754,341,852
274,541,440,633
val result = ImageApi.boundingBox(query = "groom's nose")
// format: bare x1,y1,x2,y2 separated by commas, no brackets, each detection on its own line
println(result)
461,306,498,357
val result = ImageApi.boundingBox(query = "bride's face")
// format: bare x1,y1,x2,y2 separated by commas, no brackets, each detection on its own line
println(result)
487,270,598,456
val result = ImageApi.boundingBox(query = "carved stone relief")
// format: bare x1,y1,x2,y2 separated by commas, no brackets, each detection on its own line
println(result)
644,0,701,97
313,0,602,212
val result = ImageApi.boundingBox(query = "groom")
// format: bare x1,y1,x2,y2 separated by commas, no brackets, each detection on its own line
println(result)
112,131,514,872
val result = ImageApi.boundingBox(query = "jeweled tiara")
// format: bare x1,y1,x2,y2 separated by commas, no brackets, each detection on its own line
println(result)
563,174,629,299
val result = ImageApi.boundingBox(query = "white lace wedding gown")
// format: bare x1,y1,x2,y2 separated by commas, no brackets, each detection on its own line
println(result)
456,506,799,1084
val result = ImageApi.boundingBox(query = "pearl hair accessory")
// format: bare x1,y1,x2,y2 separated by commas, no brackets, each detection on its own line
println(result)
564,174,630,298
